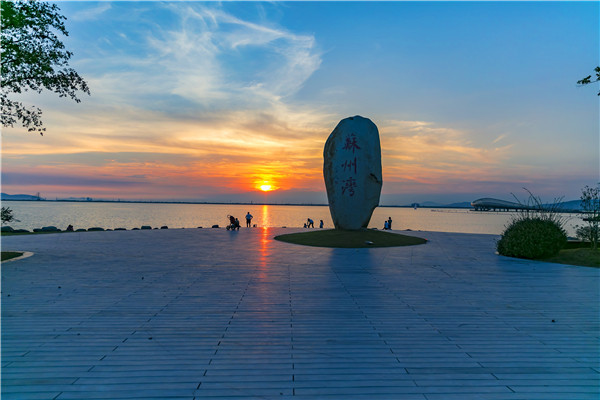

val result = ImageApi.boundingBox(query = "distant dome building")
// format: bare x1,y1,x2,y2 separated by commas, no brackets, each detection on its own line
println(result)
471,198,531,211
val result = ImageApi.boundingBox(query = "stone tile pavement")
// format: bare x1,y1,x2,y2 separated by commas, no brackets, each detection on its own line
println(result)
1,228,599,399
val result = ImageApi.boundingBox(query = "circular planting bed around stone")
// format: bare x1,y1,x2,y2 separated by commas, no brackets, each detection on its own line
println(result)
274,229,427,248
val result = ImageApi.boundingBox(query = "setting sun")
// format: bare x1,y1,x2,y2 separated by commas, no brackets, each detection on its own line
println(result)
260,184,273,192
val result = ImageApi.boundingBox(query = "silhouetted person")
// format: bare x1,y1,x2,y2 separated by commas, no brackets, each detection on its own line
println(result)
227,215,237,231
245,212,253,227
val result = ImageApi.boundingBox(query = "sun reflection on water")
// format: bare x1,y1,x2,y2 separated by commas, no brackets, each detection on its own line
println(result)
258,203,271,279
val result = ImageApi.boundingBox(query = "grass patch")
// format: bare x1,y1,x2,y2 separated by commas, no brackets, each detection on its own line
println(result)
563,241,593,250
501,241,599,268
274,229,427,248
1,251,24,262
541,248,599,268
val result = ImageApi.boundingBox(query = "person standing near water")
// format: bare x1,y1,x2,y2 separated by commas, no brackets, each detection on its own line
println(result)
319,220,324,229
307,218,314,228
245,212,253,227
387,217,393,230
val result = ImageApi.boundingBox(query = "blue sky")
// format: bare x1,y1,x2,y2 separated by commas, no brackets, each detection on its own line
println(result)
2,1,598,204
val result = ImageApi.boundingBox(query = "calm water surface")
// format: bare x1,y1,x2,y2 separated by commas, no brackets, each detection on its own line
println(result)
3,201,582,236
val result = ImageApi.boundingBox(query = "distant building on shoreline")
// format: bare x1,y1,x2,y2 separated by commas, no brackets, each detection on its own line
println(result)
471,198,581,212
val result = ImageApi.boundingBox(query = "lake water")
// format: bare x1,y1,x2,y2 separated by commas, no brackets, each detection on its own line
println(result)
2,201,583,236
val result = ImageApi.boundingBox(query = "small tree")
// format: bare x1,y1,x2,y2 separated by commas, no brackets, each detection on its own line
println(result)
1,206,19,225
578,183,600,250
1,0,90,135
577,66,600,96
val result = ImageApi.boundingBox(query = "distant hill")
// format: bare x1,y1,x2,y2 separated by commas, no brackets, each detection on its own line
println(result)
403,199,582,211
443,201,473,208
400,201,472,208
418,201,443,207
1,193,41,201
553,200,582,211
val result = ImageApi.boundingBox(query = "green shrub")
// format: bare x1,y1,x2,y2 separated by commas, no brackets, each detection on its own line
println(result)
497,217,567,259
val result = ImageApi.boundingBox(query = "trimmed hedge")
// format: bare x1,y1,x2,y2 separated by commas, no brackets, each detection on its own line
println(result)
497,217,567,259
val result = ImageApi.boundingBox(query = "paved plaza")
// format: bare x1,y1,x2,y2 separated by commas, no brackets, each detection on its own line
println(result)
1,228,599,399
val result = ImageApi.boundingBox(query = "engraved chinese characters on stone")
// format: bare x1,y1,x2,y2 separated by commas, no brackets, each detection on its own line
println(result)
341,157,357,174
323,116,382,230
343,134,361,153
341,176,357,196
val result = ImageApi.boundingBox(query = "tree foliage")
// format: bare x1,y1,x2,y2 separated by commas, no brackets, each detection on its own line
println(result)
578,183,600,250
577,66,600,96
1,0,90,135
1,206,19,225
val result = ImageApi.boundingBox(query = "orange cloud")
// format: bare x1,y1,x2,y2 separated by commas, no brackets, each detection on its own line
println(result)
380,119,517,188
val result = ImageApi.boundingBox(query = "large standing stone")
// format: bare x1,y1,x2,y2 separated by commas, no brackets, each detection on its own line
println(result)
323,116,382,230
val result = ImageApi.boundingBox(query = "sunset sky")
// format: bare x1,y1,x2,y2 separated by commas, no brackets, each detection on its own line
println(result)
2,1,598,205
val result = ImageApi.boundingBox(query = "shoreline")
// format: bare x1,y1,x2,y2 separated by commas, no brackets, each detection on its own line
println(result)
1,199,582,213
